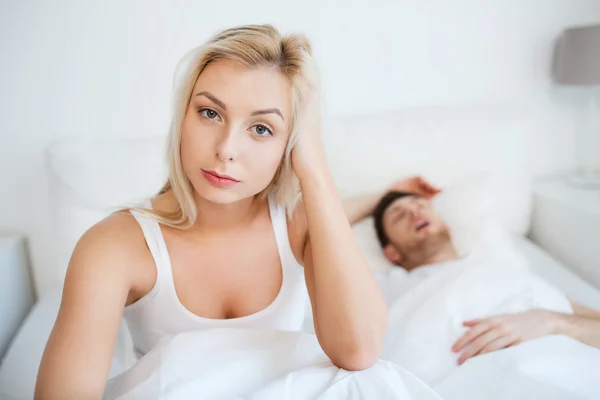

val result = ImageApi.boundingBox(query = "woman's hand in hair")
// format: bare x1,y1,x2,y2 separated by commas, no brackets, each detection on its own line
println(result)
291,86,325,180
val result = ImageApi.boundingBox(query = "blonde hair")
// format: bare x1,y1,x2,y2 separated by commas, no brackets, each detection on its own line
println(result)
133,24,317,228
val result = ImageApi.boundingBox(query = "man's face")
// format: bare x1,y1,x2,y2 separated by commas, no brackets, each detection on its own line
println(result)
382,196,449,262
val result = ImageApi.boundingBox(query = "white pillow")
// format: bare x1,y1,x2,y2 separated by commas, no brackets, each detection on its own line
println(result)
432,172,532,256
353,217,394,273
45,136,168,285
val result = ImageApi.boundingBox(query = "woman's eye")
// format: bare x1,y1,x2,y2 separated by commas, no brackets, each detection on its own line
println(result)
250,124,273,136
199,108,221,121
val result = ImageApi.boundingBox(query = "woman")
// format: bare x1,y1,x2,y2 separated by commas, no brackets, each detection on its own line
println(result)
35,24,387,398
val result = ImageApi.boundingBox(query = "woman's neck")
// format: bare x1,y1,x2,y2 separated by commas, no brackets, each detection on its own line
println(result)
191,192,265,234
156,190,266,235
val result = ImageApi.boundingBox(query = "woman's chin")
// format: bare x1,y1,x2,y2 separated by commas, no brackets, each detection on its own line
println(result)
196,188,245,205
194,181,265,205
191,177,272,205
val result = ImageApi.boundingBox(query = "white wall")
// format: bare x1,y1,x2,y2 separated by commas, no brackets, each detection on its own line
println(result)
1,0,600,296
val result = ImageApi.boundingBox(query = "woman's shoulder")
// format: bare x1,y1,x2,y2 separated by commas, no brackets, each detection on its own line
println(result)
69,210,156,290
82,210,146,249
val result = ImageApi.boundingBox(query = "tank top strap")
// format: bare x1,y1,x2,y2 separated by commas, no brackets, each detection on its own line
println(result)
129,201,172,284
268,194,302,272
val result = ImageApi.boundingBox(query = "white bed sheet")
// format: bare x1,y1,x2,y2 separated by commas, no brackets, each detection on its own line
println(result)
513,236,600,310
1,236,599,400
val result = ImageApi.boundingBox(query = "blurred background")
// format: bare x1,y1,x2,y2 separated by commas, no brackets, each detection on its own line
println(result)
1,0,600,297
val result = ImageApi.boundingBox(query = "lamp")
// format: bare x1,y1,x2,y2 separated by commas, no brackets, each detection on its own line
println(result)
553,24,600,188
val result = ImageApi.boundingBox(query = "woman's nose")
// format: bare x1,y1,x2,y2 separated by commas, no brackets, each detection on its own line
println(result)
215,130,239,163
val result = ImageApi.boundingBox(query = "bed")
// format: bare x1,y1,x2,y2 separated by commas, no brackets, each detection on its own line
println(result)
1,235,599,400
2,105,599,398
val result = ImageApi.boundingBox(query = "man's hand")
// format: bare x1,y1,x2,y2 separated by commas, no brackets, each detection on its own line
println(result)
451,309,559,365
343,176,441,225
390,176,441,199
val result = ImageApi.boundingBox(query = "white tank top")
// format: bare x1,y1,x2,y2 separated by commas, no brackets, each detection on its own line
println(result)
123,195,308,359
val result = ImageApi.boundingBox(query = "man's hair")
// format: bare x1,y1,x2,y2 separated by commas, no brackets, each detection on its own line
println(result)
373,191,418,247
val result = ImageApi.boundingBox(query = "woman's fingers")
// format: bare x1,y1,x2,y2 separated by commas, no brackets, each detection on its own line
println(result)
452,320,492,353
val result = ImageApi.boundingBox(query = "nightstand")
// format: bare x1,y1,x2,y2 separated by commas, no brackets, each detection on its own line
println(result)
529,179,600,289
0,235,35,362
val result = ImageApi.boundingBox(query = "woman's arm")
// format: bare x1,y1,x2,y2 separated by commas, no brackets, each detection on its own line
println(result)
35,214,139,399
291,91,387,371
298,168,388,371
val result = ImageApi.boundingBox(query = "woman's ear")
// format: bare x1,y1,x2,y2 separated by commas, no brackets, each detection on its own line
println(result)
383,244,403,265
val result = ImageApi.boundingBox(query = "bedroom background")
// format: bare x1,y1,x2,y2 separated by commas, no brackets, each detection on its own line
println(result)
1,0,600,298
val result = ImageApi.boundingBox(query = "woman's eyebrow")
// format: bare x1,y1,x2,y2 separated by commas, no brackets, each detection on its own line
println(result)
195,91,284,121
195,91,227,110
251,108,284,121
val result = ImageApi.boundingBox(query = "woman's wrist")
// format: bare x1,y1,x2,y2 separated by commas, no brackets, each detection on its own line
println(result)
293,150,329,184
296,161,333,193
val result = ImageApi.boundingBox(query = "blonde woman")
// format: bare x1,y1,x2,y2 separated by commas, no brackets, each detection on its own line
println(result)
35,25,387,398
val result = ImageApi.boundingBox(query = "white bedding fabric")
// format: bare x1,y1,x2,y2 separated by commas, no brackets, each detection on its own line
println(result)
103,232,600,399
434,335,600,400
379,232,600,399
2,237,600,400
103,329,442,400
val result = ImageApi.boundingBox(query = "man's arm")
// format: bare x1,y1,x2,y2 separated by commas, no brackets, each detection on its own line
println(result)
343,190,386,225
554,300,600,349
342,176,441,225
452,301,600,364
570,300,600,320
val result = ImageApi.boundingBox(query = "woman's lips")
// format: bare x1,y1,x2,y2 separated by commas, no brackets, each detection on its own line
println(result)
201,169,240,188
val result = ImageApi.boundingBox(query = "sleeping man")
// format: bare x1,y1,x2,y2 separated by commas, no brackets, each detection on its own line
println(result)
344,176,600,366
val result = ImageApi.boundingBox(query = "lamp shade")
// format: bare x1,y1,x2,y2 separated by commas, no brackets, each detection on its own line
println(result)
553,24,600,85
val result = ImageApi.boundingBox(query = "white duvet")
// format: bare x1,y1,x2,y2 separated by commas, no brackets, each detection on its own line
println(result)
104,231,600,399
103,328,442,400
380,231,600,399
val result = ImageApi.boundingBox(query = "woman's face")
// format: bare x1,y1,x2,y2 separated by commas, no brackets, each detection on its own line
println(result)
181,59,291,205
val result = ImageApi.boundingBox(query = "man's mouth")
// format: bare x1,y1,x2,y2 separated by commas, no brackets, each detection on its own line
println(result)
415,219,430,232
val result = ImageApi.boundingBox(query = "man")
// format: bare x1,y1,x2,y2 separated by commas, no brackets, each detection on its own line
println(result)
345,176,600,365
